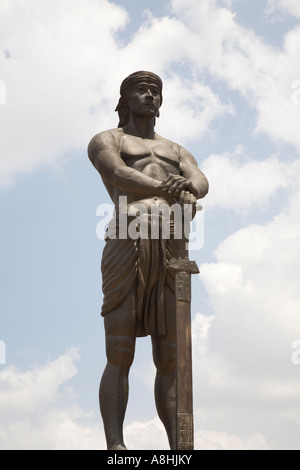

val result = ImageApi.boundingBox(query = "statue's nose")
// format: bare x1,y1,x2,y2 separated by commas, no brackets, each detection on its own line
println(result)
146,89,154,98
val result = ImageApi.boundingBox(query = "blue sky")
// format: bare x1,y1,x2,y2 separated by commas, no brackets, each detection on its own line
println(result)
1,0,300,450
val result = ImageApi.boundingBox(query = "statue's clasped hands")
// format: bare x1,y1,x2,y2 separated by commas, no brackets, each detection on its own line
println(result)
160,174,197,208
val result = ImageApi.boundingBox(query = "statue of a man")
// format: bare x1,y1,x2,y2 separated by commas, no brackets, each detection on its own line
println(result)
88,71,209,450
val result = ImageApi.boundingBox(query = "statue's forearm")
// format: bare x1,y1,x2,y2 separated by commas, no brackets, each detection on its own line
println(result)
160,173,209,200
189,174,209,199
114,166,166,197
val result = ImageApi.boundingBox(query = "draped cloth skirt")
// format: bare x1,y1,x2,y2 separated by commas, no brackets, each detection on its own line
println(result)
101,214,181,337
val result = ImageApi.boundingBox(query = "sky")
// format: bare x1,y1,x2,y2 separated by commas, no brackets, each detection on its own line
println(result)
1,0,300,450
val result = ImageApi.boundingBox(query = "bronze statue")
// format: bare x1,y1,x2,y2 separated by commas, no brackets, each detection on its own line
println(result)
88,71,209,450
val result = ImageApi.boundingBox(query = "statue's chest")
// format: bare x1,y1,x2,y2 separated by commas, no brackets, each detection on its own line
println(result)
120,136,179,170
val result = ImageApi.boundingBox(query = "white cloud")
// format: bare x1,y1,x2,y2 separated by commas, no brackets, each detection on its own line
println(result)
0,0,233,188
265,0,300,19
1,0,300,452
2,0,300,188
157,74,233,144
125,417,169,450
170,0,300,151
0,348,105,450
202,146,300,212
209,203,300,350
0,308,298,450
192,182,300,449
124,415,269,450
0,342,274,450
0,347,78,418
195,429,269,450
0,0,129,187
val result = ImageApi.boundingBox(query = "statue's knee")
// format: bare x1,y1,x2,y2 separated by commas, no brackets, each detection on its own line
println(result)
106,335,135,368
153,341,176,374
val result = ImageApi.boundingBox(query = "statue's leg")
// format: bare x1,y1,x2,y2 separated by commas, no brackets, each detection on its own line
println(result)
151,286,176,450
99,292,137,450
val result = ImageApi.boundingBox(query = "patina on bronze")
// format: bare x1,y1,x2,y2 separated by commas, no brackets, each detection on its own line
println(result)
88,71,209,450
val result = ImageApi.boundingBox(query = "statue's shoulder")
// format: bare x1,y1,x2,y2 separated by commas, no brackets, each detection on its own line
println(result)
89,128,123,149
154,133,182,153
88,129,124,162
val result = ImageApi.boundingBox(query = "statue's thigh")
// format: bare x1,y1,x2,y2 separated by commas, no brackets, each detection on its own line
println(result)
103,287,138,367
104,285,138,336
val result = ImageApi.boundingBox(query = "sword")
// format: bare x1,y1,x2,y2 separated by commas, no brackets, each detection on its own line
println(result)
167,203,202,450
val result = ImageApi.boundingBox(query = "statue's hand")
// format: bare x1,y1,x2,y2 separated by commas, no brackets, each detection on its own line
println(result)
160,174,198,197
178,190,197,205
179,190,197,218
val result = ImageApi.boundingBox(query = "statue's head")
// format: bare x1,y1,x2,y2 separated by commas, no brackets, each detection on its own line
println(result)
115,71,163,128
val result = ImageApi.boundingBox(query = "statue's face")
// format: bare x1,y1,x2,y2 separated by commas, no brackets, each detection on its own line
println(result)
127,80,161,119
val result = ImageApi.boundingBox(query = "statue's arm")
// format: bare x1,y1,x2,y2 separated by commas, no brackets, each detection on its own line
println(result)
161,146,209,200
179,147,209,199
88,132,166,197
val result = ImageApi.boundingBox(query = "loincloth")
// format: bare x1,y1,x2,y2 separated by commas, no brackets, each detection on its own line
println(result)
101,214,182,337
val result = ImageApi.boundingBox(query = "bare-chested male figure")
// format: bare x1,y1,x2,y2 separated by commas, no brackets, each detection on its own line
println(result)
88,71,209,450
